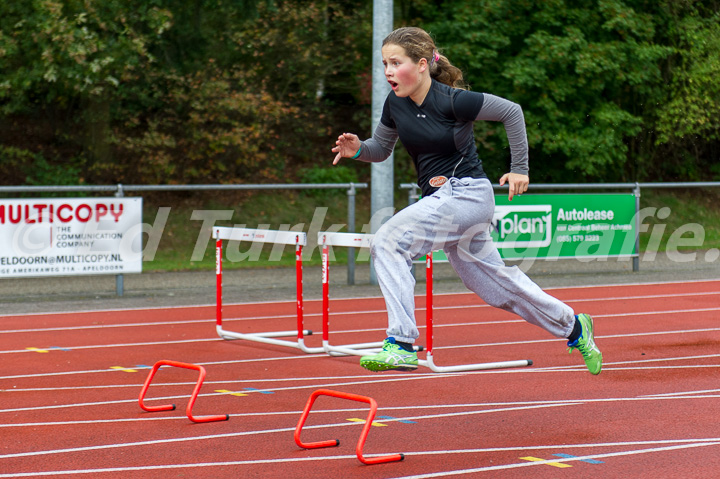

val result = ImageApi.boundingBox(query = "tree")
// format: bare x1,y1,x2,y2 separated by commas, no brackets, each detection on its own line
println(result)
653,1,720,180
423,0,677,182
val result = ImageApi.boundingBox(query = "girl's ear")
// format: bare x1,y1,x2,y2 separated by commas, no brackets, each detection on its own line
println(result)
418,57,429,73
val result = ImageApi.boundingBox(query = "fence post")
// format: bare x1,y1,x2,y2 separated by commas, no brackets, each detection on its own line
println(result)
347,183,357,285
115,183,125,296
633,182,641,272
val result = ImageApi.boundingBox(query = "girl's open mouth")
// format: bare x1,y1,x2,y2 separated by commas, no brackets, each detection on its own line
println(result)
388,81,398,90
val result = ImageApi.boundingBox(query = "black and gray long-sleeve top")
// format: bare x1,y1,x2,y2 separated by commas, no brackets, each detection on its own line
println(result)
355,79,529,198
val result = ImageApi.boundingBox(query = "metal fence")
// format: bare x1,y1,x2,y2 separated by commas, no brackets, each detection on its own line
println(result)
2,181,719,295
401,181,720,273
0,183,368,296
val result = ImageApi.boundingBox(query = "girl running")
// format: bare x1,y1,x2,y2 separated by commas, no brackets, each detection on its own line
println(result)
331,26,602,375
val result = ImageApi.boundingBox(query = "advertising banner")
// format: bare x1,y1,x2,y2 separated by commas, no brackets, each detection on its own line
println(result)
491,193,637,260
0,198,143,278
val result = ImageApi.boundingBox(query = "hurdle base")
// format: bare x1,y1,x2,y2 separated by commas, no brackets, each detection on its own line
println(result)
419,353,533,373
323,341,425,358
216,326,325,353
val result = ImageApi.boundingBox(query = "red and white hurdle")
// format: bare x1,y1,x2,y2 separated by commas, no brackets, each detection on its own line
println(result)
213,226,323,353
320,232,386,357
319,231,533,372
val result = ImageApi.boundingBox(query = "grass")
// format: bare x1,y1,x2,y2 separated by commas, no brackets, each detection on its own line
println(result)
638,188,720,252
140,187,720,272
143,189,372,272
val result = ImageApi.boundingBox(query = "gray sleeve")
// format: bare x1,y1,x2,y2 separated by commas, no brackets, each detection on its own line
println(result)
475,94,529,175
355,123,398,163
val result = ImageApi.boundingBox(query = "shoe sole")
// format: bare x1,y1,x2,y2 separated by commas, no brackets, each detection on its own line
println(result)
360,360,418,372
579,314,602,375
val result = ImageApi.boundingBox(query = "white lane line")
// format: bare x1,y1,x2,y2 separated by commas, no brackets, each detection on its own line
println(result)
0,372,465,414
3,307,720,357
434,326,720,351
1,277,717,320
2,289,719,335
3,437,720,477
0,354,326,380
4,381,720,426
0,337,221,355
0,403,581,461
387,441,720,478
642,388,720,397
3,342,719,383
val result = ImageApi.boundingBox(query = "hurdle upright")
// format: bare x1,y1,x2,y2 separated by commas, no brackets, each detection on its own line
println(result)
319,231,532,372
319,232,386,357
213,226,323,353
418,251,533,372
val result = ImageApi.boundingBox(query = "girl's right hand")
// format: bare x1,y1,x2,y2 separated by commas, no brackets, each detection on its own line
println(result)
331,133,361,165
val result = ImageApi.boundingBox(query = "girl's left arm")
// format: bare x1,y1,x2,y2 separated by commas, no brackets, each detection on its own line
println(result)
474,93,529,177
475,94,530,200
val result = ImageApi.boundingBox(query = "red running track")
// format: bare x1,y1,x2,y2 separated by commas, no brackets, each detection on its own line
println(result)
1,279,720,478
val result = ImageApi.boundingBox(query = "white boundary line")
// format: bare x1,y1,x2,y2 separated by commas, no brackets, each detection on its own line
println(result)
2,432,720,477
387,440,720,479
1,278,717,319
2,304,719,356
9,436,718,478
2,289,718,336
3,358,720,416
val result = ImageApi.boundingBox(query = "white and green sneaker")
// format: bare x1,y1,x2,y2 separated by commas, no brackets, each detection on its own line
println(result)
360,338,418,372
567,313,602,375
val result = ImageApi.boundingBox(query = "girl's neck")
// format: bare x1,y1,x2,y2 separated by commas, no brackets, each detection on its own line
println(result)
410,76,433,106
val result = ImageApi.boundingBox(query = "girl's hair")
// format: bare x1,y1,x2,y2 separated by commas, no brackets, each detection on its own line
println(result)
383,26,466,89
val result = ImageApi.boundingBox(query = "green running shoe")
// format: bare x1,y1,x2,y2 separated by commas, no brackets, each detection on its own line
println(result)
567,313,602,375
360,338,418,372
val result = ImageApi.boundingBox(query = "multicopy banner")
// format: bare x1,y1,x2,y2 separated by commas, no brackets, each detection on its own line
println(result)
0,198,143,278
491,193,637,260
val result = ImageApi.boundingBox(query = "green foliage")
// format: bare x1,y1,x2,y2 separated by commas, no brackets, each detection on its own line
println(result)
0,0,718,186
424,0,676,182
0,0,371,185
24,155,84,187
652,4,720,180
108,67,308,183
298,164,359,200
0,1,170,111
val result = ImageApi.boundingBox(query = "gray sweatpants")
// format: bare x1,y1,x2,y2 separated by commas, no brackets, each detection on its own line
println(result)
370,177,575,344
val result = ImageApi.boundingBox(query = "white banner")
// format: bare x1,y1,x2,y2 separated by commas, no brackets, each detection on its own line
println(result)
0,198,143,278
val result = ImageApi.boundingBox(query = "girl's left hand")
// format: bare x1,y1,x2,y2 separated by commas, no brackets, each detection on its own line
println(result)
499,172,529,201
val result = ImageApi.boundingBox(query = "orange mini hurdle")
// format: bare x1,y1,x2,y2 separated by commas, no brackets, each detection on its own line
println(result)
138,360,229,423
294,388,404,465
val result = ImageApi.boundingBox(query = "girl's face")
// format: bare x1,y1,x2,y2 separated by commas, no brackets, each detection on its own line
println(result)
382,43,429,103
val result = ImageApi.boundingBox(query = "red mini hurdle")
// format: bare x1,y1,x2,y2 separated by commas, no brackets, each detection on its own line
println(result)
294,388,404,465
138,360,229,423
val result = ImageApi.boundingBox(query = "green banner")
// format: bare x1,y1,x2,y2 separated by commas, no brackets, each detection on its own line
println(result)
491,193,637,260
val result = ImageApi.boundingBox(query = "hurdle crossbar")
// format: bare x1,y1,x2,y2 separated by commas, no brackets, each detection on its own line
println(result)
214,227,323,353
417,251,533,372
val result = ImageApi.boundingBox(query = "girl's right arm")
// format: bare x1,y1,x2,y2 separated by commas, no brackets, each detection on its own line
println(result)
332,124,398,165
